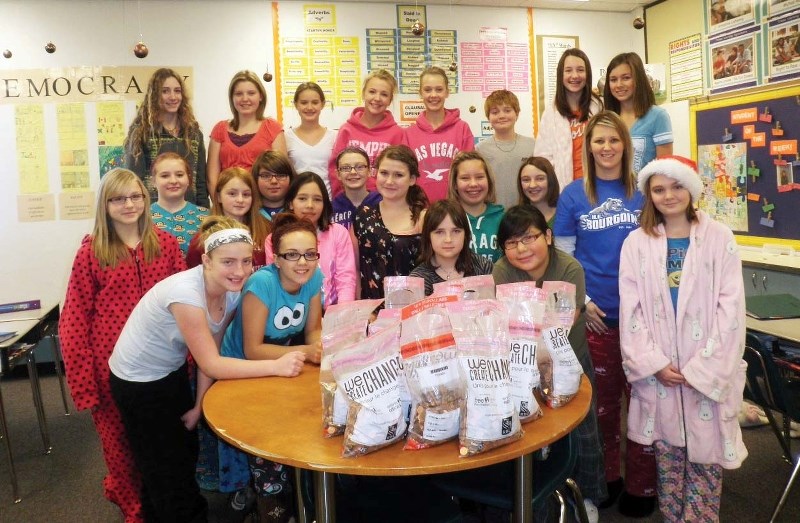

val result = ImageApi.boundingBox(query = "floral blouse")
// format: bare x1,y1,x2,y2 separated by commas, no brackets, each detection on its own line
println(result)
353,203,421,299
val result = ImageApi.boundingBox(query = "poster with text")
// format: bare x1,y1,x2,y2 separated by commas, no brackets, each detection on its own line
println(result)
709,29,759,93
706,0,756,35
767,12,800,82
697,142,748,231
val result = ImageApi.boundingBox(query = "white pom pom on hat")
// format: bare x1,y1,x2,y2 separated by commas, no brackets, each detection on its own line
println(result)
637,155,703,201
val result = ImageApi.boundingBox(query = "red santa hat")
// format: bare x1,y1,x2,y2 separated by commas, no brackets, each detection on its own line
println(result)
637,155,703,201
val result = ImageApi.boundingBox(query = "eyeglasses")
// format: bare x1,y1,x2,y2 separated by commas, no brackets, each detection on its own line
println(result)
276,251,321,262
258,172,290,181
108,193,145,205
503,231,543,251
337,164,369,174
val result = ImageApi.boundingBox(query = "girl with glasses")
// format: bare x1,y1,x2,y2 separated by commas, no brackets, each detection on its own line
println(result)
124,68,208,206
187,167,270,271
109,216,304,522
149,152,208,255
252,150,297,220
265,172,356,308
410,199,493,296
553,110,651,517
60,168,186,523
285,82,337,195
492,205,606,521
207,71,287,194
331,146,382,229
353,145,429,299
219,212,323,522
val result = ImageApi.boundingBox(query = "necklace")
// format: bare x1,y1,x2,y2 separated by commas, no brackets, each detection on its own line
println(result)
436,266,459,280
163,124,179,135
493,134,517,153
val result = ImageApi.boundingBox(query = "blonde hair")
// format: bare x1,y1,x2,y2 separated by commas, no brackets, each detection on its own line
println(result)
212,167,271,251
582,111,636,205
362,69,397,103
227,70,267,131
419,66,449,90
92,168,160,268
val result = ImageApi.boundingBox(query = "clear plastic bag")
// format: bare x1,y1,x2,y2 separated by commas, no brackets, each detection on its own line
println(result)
432,274,496,300
332,322,409,457
446,299,522,457
384,276,425,309
538,282,582,408
399,295,464,450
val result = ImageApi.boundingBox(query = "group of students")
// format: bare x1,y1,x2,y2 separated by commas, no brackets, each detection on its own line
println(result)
57,46,748,523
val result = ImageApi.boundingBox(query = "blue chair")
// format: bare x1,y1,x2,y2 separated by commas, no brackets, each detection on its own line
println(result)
431,432,590,523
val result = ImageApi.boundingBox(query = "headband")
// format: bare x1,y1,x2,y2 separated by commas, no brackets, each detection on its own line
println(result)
204,229,253,253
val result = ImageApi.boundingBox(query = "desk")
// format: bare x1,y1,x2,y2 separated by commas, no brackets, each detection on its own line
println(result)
0,301,70,503
747,317,800,345
204,366,591,523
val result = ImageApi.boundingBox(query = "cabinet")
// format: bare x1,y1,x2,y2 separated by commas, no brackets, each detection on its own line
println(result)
742,265,800,298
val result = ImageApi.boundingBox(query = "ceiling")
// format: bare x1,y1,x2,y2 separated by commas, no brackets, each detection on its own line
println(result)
341,0,651,13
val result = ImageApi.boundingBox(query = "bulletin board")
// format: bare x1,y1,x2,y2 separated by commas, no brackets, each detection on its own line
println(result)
690,84,800,246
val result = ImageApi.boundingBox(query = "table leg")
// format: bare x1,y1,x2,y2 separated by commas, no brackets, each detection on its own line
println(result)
48,336,70,415
293,469,308,523
0,383,21,503
25,350,51,454
313,471,336,523
513,453,533,523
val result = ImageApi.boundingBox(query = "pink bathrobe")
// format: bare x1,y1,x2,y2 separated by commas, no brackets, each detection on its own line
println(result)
619,210,748,469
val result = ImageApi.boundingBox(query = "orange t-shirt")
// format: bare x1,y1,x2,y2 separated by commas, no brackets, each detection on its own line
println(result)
570,111,587,180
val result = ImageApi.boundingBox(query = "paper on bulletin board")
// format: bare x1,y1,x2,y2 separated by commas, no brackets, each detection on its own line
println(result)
96,101,126,146
281,36,361,107
668,34,704,101
15,105,49,194
303,4,336,34
697,143,748,232
58,191,94,220
56,103,90,191
767,12,800,84
536,35,577,112
17,194,55,222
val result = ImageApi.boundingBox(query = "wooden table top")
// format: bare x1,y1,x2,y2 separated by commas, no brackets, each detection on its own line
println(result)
204,365,591,476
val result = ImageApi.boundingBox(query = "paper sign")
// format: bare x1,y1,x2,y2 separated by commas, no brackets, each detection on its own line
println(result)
751,133,766,147
770,140,797,156
748,166,761,177
17,194,55,222
778,185,793,193
762,203,775,212
400,101,424,122
731,108,757,124
760,216,775,228
743,125,755,139
747,193,761,201
759,111,773,123
772,128,785,136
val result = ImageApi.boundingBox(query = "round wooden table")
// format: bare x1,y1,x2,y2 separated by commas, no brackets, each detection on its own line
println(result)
204,365,591,523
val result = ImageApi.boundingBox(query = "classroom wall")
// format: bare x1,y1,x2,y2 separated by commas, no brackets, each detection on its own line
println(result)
0,0,643,307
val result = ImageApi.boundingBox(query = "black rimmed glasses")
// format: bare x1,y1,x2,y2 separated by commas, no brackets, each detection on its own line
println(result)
258,172,290,181
276,251,321,262
337,164,369,174
503,231,543,251
108,193,145,205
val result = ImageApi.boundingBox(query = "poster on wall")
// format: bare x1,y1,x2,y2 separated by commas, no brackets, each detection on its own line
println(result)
669,34,704,101
697,142,749,232
766,11,800,82
708,28,759,93
535,35,577,110
768,0,800,18
706,0,756,35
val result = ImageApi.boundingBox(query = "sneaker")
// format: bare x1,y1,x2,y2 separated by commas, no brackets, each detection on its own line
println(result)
618,491,657,518
583,499,599,523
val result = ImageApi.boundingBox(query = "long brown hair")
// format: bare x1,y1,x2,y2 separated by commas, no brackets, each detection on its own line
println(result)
124,68,199,161
227,70,268,131
603,52,655,118
92,168,160,268
517,157,559,208
582,111,636,205
212,167,271,251
375,145,429,224
554,48,600,121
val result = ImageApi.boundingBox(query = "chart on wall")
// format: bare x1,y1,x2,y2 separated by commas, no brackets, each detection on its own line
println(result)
693,85,800,240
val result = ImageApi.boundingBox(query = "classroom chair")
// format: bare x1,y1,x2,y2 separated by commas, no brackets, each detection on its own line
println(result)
431,432,590,523
743,332,800,522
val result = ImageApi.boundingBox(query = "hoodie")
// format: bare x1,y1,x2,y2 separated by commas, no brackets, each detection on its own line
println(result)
467,203,504,263
328,107,404,197
403,108,475,202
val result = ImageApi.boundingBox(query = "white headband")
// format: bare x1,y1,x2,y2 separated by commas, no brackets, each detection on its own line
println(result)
204,229,253,253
